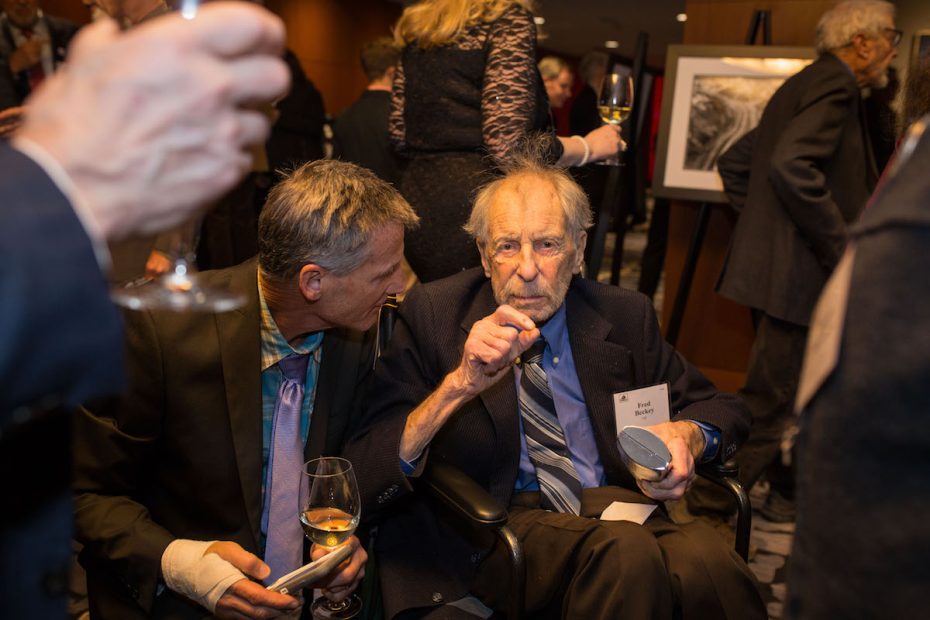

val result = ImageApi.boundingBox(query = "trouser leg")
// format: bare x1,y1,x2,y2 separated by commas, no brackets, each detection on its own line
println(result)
644,516,766,619
687,313,807,515
733,313,807,493
473,488,765,619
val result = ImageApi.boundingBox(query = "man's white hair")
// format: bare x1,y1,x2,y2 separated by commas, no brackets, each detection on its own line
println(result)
815,0,895,54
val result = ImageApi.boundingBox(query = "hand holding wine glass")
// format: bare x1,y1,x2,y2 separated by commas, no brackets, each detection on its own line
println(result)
16,3,287,240
301,457,364,619
595,69,634,165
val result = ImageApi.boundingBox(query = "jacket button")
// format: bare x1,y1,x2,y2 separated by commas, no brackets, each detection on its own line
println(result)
431,592,443,603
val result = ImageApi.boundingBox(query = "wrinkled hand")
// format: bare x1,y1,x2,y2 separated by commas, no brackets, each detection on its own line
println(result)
634,421,704,502
452,305,539,397
584,123,625,163
15,2,289,241
310,537,368,604
9,37,46,73
207,541,301,620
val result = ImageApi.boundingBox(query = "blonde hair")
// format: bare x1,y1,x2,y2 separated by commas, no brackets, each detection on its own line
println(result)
394,0,536,49
538,56,570,81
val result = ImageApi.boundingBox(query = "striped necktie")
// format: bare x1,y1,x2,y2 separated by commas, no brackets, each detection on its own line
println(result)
519,339,583,514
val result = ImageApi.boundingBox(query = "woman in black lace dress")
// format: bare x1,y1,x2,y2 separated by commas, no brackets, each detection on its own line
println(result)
391,0,622,282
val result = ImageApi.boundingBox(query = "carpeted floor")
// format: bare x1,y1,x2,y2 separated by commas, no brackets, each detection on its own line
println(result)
747,482,794,619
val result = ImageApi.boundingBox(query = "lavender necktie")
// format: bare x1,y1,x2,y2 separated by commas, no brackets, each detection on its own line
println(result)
263,353,310,583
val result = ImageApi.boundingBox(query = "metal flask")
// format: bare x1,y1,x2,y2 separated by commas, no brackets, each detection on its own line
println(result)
617,426,671,482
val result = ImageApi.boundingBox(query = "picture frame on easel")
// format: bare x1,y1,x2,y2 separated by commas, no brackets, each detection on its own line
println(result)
652,44,816,204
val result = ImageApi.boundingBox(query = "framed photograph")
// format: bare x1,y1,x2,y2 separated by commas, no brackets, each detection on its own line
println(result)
653,45,816,203
912,30,930,70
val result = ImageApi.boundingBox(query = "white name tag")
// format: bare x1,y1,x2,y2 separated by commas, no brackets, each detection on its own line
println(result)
613,383,671,430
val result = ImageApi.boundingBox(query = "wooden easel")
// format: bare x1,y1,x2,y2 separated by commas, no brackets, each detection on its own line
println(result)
664,10,771,346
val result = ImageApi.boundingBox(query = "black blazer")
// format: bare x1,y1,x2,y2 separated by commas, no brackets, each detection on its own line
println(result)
0,13,78,108
74,260,376,619
716,53,878,326
344,268,750,617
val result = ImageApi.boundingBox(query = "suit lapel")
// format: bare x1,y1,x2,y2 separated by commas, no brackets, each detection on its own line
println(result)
215,262,264,547
306,333,344,460
565,285,638,486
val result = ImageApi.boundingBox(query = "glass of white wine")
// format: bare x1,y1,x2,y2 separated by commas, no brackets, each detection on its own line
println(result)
596,68,634,166
301,457,362,619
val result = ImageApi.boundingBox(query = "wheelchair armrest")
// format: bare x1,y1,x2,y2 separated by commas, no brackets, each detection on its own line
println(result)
696,458,752,562
697,458,739,481
420,461,509,528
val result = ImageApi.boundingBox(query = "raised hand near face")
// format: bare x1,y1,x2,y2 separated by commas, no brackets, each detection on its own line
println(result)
451,304,540,397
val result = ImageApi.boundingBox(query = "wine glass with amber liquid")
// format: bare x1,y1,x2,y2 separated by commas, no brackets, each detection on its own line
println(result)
595,68,633,165
300,457,362,619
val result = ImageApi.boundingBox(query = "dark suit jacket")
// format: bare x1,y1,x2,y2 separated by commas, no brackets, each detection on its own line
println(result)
790,120,930,618
0,144,122,618
343,268,750,617
0,13,78,109
265,49,325,174
716,53,878,326
333,89,403,187
74,260,376,619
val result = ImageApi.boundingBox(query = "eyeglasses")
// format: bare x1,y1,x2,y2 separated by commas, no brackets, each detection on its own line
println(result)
882,27,903,47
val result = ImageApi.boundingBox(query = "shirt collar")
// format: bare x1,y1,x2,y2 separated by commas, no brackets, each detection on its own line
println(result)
258,273,323,372
539,303,567,357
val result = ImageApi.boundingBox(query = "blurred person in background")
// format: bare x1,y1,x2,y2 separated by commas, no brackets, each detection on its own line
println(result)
688,0,898,528
0,0,78,129
538,54,572,109
333,36,403,187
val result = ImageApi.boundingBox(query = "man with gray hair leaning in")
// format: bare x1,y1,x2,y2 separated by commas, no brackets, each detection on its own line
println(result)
346,148,765,618
74,160,419,620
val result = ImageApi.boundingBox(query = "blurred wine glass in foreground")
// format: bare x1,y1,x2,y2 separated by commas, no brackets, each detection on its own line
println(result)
110,0,245,313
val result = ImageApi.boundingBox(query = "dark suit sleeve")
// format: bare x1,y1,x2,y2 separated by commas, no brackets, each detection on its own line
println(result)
343,285,441,523
717,128,755,214
266,49,325,164
0,144,124,416
73,308,176,614
768,71,858,273
638,295,750,461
